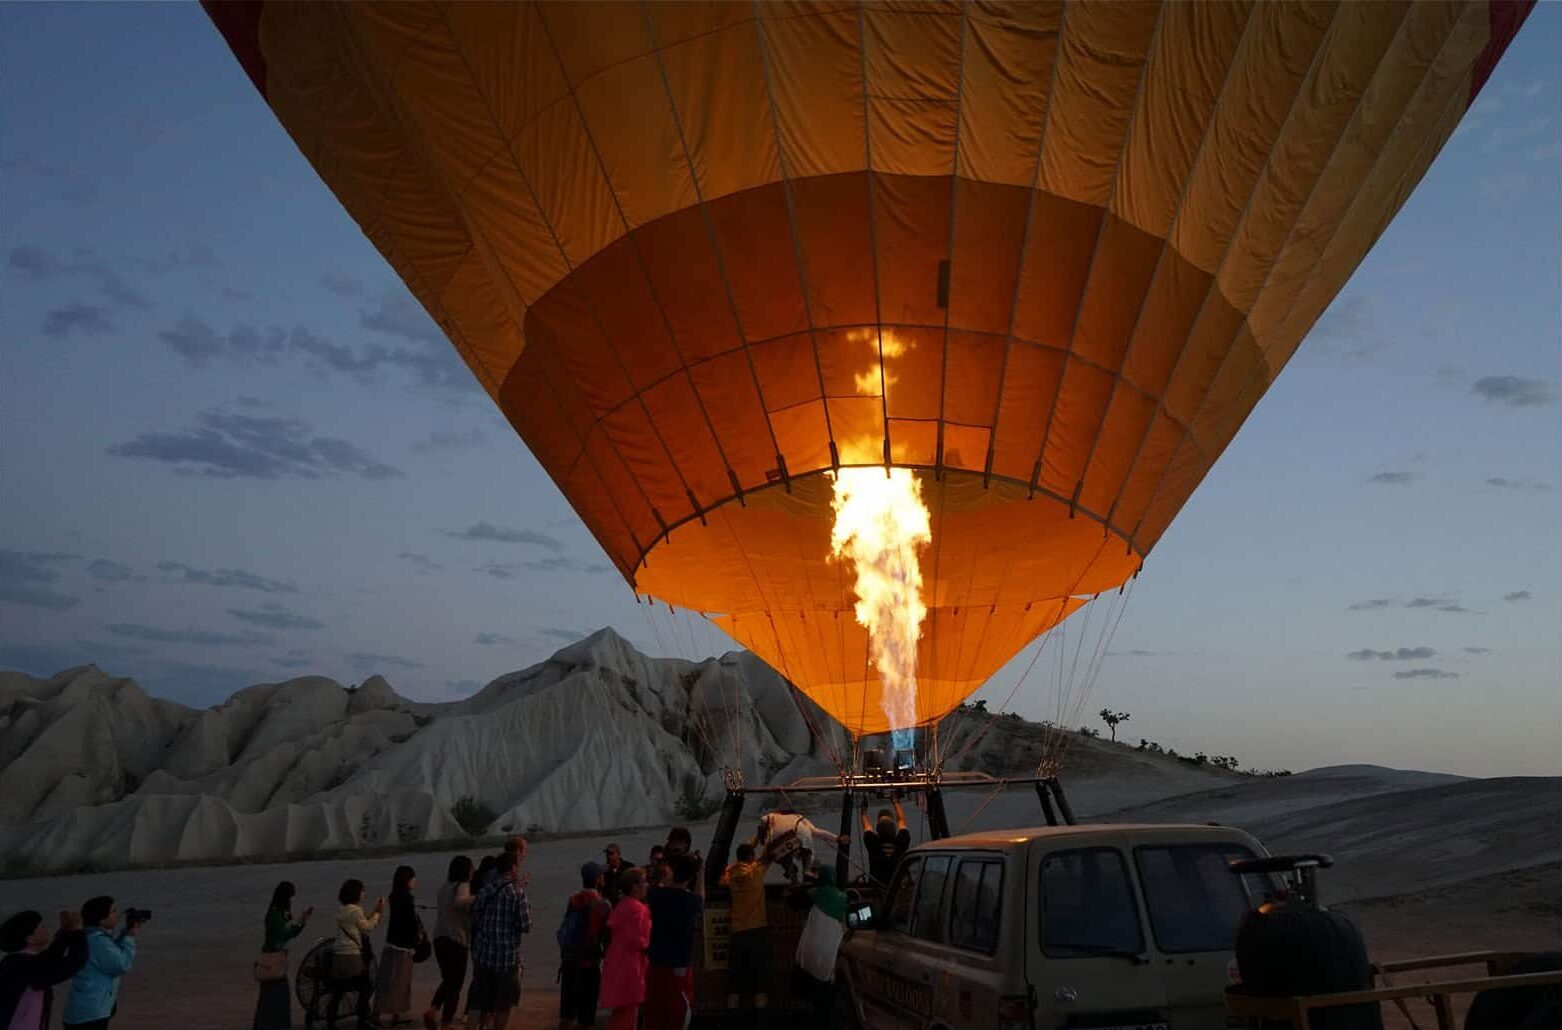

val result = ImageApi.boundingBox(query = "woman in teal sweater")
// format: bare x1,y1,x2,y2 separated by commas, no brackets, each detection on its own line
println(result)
253,881,312,1030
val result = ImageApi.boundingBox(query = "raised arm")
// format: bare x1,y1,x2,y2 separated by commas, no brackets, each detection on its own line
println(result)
893,799,907,830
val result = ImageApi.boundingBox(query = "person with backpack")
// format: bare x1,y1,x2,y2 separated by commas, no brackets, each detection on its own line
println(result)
556,863,612,1030
643,854,704,1030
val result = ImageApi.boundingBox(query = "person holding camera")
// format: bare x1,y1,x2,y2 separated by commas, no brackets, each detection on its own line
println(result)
330,879,385,1030
61,896,142,1030
0,908,89,1030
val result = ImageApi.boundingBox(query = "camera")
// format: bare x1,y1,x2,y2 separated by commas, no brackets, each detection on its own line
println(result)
123,907,152,927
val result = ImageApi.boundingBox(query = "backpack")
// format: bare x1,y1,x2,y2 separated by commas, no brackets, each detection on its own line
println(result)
557,904,587,960
558,897,605,962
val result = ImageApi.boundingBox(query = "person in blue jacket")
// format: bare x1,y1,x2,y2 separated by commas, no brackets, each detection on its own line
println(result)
61,896,140,1030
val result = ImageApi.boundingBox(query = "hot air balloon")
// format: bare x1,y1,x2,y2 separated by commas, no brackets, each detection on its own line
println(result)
204,0,1532,745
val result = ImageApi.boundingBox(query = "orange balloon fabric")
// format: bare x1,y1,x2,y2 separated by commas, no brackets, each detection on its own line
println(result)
205,0,1531,736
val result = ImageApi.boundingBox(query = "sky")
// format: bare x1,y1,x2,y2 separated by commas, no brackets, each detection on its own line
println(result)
2,4,1557,779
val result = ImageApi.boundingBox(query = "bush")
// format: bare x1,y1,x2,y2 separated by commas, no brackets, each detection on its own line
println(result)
451,796,497,836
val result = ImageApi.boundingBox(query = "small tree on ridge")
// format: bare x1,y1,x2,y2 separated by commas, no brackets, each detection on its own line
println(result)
1098,708,1131,742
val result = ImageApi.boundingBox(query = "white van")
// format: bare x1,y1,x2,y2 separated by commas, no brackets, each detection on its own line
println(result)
837,823,1272,1030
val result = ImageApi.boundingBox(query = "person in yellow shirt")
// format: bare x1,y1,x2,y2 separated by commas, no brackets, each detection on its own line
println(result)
718,844,771,1010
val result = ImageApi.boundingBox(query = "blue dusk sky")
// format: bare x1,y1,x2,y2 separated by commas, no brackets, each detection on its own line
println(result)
2,4,1557,777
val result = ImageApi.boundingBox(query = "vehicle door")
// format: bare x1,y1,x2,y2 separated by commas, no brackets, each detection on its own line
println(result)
939,852,1010,1030
890,851,957,1030
1030,843,1169,1030
1132,840,1264,1030
844,854,925,1030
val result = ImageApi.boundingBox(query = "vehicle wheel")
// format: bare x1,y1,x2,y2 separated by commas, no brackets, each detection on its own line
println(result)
1465,952,1562,1030
1235,907,1382,1030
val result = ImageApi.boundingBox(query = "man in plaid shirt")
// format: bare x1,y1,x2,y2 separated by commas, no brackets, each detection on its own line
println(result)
468,848,532,1030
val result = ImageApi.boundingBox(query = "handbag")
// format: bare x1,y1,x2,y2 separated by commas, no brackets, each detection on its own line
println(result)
412,913,432,964
254,949,288,982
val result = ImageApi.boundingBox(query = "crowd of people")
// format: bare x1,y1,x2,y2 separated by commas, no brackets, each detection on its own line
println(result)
0,801,914,1030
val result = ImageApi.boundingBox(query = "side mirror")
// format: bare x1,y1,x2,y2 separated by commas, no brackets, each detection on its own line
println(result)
846,902,875,931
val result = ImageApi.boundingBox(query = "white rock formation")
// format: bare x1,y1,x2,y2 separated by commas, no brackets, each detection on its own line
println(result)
0,628,843,874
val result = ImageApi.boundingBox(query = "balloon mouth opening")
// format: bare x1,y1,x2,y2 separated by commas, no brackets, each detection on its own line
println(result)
631,467,1142,736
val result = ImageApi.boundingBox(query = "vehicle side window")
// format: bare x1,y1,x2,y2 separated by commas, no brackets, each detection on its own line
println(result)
909,854,951,942
1134,844,1257,954
884,856,923,933
1039,848,1143,958
948,858,1003,953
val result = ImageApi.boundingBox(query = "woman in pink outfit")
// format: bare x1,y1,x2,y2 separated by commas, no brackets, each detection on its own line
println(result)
599,868,652,1030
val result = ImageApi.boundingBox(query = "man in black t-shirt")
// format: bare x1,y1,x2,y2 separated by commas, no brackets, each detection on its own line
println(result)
860,798,911,886
644,854,704,1030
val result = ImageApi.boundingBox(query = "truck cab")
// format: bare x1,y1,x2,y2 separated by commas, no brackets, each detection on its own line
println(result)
837,823,1272,1030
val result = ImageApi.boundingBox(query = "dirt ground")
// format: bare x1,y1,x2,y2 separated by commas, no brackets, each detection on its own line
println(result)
4,833,1556,1030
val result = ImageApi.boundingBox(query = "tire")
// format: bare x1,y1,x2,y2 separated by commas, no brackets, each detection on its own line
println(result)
1465,952,1562,1030
1235,907,1382,1030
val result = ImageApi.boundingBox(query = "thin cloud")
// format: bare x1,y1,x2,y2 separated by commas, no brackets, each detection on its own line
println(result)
540,627,585,643
109,409,403,481
474,632,521,646
1393,668,1460,681
10,245,152,316
1350,596,1474,614
106,623,274,647
43,304,114,339
412,430,484,453
1108,649,1170,657
474,561,519,580
441,679,483,699
1471,375,1557,407
271,650,313,672
156,304,474,397
1463,647,1494,655
227,602,325,631
522,556,613,575
156,560,298,593
1485,476,1551,491
346,651,423,672
397,552,443,575
1503,590,1531,603
86,559,142,583
0,158,97,204
1368,471,1415,486
320,272,367,298
1347,647,1436,661
445,522,563,551
1309,295,1381,362
0,550,83,610
360,290,444,346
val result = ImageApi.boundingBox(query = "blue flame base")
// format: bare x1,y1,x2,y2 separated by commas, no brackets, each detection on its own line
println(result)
890,727,917,768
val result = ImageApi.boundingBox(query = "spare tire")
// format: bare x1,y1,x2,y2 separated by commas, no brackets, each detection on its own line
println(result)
1465,952,1562,1030
1234,906,1383,1030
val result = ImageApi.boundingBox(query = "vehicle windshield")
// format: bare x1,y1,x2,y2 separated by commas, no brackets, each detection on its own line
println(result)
1039,847,1144,958
1134,843,1261,954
